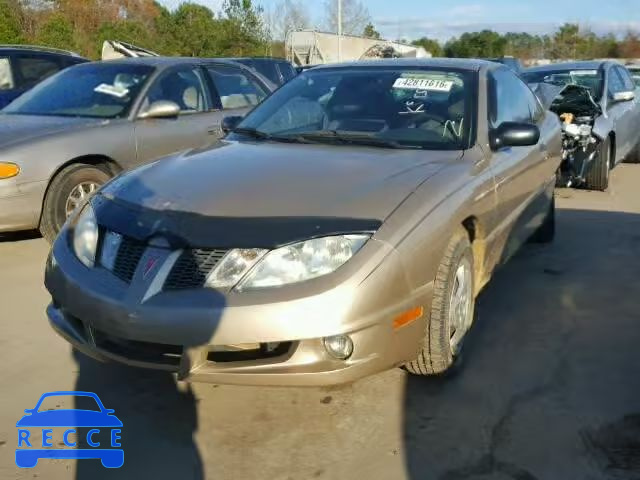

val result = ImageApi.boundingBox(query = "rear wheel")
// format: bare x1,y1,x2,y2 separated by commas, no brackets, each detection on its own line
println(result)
584,137,610,191
404,229,475,376
40,164,111,243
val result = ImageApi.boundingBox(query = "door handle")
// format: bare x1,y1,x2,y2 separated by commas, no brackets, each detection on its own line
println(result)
207,124,221,135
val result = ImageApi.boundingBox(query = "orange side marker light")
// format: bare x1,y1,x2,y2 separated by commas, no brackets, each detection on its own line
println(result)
393,306,424,330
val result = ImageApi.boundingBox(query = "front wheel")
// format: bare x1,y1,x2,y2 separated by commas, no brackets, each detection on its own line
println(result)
584,137,610,191
40,164,111,243
404,229,475,376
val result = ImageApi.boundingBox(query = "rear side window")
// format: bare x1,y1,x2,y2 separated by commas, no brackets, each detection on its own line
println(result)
278,62,296,82
489,68,539,126
14,55,62,88
206,65,267,109
0,57,14,90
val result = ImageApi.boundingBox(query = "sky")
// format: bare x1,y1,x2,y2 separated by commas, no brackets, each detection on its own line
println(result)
158,0,640,41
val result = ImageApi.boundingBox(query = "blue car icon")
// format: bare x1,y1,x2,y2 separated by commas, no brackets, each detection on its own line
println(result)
16,391,123,468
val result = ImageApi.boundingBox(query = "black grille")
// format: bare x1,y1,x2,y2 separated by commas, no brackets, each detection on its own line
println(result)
164,248,228,290
112,236,146,283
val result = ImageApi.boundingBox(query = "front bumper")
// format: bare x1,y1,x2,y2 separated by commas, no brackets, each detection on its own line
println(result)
45,230,430,386
0,180,46,232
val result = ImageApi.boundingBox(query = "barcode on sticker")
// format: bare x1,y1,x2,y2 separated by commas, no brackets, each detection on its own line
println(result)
393,78,454,92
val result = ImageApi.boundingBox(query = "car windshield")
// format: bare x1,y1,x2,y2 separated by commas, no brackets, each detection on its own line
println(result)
4,63,154,118
522,68,604,100
233,67,475,150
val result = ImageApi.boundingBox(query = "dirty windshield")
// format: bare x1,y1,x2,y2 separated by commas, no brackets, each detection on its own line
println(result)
235,67,474,150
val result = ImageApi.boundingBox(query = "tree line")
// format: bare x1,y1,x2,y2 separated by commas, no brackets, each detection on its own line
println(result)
1,0,639,61
414,25,640,60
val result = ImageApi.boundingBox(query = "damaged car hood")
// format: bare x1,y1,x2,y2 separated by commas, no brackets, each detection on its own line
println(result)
97,140,458,247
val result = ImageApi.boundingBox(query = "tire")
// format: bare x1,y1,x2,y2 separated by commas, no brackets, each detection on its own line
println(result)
405,229,475,376
530,196,555,244
40,164,111,243
584,137,610,191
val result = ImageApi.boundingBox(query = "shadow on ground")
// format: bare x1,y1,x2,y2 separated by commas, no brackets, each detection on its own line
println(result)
403,208,640,480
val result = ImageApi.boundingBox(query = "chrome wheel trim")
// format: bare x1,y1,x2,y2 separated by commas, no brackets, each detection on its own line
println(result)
65,182,99,218
449,257,473,354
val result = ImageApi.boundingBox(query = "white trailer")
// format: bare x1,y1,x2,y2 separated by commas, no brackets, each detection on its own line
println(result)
286,30,430,66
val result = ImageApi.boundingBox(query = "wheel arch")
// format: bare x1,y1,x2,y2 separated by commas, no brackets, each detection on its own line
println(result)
461,215,488,295
38,155,123,227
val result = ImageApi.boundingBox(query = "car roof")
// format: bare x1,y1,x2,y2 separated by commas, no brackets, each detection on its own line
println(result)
97,56,253,67
523,60,611,73
312,57,496,71
0,44,84,58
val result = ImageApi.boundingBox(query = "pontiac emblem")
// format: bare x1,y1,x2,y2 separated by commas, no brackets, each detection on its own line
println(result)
142,257,159,279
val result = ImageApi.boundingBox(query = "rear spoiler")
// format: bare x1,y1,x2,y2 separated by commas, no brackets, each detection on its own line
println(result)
101,41,159,60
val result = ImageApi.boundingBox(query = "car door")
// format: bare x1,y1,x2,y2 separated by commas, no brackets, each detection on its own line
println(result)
133,64,224,165
616,66,640,155
204,63,269,119
605,66,635,161
488,67,550,255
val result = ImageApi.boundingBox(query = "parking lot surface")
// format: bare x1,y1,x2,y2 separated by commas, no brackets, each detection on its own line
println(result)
1,165,640,480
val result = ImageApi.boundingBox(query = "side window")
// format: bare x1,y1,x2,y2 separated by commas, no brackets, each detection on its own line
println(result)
143,67,208,114
489,68,536,126
0,57,14,90
206,65,267,110
607,68,626,97
278,62,296,82
616,66,636,91
14,55,61,88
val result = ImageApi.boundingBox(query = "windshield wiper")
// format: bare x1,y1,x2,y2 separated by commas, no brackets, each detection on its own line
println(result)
294,130,419,149
231,127,311,145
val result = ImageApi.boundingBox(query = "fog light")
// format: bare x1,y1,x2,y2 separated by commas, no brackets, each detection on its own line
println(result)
323,335,353,360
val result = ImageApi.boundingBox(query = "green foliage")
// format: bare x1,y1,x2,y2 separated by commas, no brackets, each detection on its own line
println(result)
362,23,381,40
445,30,507,58
0,0,23,44
35,13,75,51
411,37,442,57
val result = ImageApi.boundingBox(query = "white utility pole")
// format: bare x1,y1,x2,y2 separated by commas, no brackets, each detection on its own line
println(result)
337,0,342,61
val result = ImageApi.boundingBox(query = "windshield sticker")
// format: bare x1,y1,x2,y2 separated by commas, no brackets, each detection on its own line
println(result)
94,83,130,98
399,100,426,115
393,78,454,92
569,70,598,76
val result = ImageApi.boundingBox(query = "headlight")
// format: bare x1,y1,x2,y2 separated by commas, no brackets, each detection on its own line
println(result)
235,234,370,290
72,204,98,268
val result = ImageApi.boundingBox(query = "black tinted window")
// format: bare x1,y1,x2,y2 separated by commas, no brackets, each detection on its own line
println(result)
278,62,296,82
14,55,61,88
207,65,267,109
489,68,537,125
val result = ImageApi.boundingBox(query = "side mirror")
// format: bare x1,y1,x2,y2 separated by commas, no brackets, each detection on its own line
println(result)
490,121,540,150
612,91,635,103
221,115,243,134
138,100,181,119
